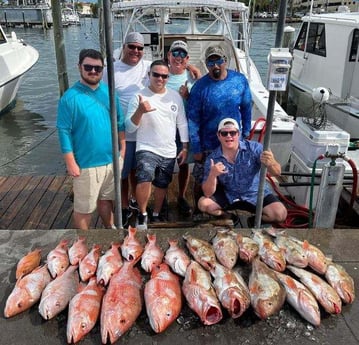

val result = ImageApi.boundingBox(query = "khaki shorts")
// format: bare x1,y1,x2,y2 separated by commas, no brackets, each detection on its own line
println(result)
73,157,123,214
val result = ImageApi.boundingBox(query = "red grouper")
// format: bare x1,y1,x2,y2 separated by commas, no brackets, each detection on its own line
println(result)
144,263,182,333
210,262,251,319
183,234,217,271
182,260,223,325
249,257,286,320
67,276,105,343
211,229,239,269
325,261,355,304
287,265,342,314
4,264,52,318
100,260,143,344
274,270,321,326
236,233,259,264
164,238,191,277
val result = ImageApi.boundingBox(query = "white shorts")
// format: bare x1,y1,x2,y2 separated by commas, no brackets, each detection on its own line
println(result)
73,158,123,214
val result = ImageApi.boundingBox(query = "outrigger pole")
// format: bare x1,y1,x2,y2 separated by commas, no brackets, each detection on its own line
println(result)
254,0,288,228
103,0,123,229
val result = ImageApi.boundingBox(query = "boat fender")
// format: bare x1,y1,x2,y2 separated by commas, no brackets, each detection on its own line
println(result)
312,87,330,103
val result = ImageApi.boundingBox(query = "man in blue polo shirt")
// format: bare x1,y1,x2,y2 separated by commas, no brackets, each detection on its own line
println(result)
57,49,125,230
198,118,287,225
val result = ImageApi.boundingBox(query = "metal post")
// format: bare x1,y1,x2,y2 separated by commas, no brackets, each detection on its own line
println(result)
103,0,122,229
254,0,288,228
51,0,69,96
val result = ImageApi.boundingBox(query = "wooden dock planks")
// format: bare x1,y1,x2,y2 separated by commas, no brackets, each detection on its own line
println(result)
0,176,95,230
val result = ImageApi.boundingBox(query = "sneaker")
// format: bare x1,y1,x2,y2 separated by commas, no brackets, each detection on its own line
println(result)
177,197,192,216
137,213,148,230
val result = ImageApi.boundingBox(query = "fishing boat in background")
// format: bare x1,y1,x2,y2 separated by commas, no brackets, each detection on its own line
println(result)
0,24,39,115
288,7,359,140
61,7,81,26
111,0,295,167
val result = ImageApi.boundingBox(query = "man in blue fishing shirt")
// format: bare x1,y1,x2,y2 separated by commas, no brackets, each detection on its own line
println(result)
57,49,125,230
198,118,287,225
187,45,253,210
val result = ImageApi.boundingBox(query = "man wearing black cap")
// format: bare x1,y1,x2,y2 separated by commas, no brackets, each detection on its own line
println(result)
186,44,253,212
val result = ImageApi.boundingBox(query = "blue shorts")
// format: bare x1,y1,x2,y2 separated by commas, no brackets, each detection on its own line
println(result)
135,150,175,189
211,186,280,212
121,141,136,179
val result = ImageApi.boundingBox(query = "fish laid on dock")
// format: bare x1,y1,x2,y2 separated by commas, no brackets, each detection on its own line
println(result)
15,248,42,280
144,263,182,333
100,260,143,344
4,264,52,318
79,244,101,282
164,238,191,277
68,236,88,266
67,277,105,344
46,239,70,279
210,262,250,318
141,233,164,273
38,264,80,320
211,229,239,269
249,257,286,319
287,265,342,314
96,242,123,286
182,260,223,325
274,270,321,326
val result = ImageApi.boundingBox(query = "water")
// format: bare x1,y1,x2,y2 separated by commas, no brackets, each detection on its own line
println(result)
0,19,299,176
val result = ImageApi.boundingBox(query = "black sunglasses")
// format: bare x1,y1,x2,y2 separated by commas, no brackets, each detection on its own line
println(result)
127,44,144,51
219,130,238,137
82,64,104,73
151,72,169,79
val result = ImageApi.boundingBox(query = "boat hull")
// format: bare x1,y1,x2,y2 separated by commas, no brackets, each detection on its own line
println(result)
0,26,39,115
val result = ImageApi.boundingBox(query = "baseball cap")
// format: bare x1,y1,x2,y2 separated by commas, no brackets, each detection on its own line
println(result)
124,32,144,46
170,40,188,53
205,45,226,60
218,118,239,132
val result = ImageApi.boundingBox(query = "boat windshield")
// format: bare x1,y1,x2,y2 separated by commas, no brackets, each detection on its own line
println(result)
112,1,249,54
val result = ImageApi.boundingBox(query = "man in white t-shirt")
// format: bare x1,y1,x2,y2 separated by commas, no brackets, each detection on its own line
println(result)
126,60,189,230
103,32,151,227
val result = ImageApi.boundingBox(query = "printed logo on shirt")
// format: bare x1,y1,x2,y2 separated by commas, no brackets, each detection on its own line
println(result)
171,104,178,112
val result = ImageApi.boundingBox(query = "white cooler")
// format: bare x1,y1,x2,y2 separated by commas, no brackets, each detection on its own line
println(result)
292,117,350,168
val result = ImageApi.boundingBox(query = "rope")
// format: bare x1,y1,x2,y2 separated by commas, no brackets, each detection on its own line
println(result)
0,128,57,168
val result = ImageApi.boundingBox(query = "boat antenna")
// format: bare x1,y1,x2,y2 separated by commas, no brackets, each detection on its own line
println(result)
254,0,288,229
103,0,123,229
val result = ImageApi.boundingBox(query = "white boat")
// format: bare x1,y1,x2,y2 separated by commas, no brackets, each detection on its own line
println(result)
62,7,81,26
111,0,295,167
289,8,359,140
0,25,39,115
